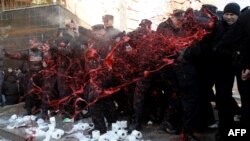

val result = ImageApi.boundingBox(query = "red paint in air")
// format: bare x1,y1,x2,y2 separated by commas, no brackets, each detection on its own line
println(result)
25,7,216,119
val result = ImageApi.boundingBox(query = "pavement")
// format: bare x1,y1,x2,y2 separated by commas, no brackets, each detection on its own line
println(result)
0,80,240,141
0,103,219,141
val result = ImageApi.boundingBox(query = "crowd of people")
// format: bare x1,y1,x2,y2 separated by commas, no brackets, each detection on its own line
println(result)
0,2,250,141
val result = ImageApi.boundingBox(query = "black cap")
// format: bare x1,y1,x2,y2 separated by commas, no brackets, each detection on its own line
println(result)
241,6,250,13
91,24,104,31
139,19,152,27
201,4,217,14
172,9,185,18
223,3,240,16
102,14,114,22
56,33,72,45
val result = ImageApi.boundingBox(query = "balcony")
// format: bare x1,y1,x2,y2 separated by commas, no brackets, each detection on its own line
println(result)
0,0,66,11
0,1,90,68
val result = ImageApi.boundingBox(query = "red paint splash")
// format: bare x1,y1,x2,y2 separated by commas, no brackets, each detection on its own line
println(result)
25,7,216,119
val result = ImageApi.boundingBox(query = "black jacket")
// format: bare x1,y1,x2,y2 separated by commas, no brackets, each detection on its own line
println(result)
215,9,250,69
236,9,250,69
157,18,184,36
213,19,237,53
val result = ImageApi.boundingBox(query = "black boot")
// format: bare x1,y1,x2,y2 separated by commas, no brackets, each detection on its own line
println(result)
215,132,224,141
23,110,32,116
0,102,6,107
128,115,142,132
215,131,227,141
182,129,200,141
182,133,201,141
158,121,178,134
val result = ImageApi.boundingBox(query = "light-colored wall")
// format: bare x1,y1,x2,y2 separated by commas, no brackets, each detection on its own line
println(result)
63,0,250,31
64,0,129,30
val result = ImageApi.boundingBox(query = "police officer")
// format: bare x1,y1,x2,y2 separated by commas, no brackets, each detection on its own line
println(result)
102,14,121,39
129,19,152,37
86,15,121,133
157,9,201,141
126,19,156,131
38,33,74,120
95,14,121,59
191,4,218,131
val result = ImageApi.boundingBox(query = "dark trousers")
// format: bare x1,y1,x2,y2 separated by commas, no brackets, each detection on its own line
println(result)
42,71,75,117
195,65,216,129
89,97,117,133
133,70,165,120
133,73,162,123
174,61,199,133
133,78,150,118
0,70,4,104
235,65,250,139
41,75,58,110
215,65,235,136
25,72,43,114
160,66,182,130
87,84,117,133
